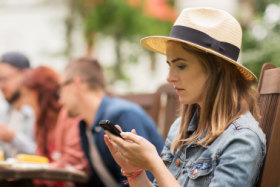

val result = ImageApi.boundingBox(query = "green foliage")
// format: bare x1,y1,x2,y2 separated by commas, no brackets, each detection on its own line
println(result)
243,29,280,78
64,0,174,83
85,0,172,40
255,0,276,12
242,2,280,78
79,0,173,82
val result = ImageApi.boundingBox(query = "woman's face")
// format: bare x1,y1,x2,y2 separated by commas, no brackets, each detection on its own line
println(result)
166,42,208,106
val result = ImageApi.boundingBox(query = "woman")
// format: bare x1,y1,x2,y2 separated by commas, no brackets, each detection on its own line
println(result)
104,7,266,187
20,66,88,187
21,66,60,160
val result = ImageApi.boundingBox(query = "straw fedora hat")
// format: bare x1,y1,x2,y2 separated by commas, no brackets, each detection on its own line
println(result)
141,7,257,81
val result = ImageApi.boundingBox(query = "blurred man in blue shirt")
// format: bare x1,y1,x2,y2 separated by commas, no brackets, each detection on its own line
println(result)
58,56,164,187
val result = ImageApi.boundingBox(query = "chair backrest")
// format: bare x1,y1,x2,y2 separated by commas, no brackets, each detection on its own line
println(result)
257,63,280,187
120,93,155,117
150,83,180,139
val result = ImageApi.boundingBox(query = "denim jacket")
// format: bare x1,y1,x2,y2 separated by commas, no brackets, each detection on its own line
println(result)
154,111,266,187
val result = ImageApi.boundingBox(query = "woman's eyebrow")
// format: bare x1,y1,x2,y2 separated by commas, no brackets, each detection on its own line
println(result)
171,58,187,63
166,58,187,64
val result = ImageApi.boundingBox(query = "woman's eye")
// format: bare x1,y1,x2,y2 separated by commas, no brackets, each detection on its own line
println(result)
177,65,186,70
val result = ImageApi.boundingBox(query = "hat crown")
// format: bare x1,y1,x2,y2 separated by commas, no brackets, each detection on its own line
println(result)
140,7,256,81
174,7,242,48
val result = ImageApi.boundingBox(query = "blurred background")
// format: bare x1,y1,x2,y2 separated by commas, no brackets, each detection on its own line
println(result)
0,0,280,95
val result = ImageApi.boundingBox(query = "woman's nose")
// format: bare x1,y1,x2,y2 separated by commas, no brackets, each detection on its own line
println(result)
166,70,178,83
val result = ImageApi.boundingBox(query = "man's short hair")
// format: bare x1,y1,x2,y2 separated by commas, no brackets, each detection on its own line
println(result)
0,51,30,70
65,57,106,91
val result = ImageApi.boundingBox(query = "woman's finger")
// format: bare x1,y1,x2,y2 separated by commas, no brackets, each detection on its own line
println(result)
104,135,118,154
106,130,137,152
105,130,126,145
120,132,142,144
131,129,137,134
104,134,126,155
115,125,122,132
105,130,122,140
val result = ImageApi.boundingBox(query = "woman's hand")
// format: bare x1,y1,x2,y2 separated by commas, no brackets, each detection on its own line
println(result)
105,126,180,187
104,126,139,172
104,126,161,172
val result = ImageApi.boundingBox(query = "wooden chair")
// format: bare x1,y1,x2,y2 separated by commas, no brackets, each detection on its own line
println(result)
257,63,280,187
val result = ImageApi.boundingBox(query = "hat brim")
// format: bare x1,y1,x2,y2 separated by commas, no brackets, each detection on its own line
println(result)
141,36,257,81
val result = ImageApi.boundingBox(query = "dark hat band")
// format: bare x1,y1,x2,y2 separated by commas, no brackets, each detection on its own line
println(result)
170,25,240,61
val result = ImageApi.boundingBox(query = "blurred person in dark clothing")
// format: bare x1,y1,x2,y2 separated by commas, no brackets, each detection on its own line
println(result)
58,56,164,187
0,51,36,158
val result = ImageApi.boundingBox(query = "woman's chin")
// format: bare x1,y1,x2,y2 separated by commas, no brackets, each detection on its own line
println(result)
178,97,197,105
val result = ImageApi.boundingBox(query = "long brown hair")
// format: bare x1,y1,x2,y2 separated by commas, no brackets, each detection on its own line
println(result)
22,66,61,156
171,42,260,152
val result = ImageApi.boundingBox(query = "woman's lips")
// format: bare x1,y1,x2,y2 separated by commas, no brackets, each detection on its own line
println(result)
174,87,184,94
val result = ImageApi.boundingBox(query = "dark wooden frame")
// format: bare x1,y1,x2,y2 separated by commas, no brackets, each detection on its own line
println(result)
257,63,280,187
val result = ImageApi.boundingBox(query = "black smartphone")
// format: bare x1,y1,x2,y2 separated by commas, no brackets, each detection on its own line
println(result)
99,120,122,138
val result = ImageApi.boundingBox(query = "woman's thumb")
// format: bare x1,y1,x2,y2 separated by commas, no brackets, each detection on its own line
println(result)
131,129,137,135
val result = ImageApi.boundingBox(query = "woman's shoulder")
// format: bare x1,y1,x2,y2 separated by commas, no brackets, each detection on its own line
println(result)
212,111,267,156
229,111,266,145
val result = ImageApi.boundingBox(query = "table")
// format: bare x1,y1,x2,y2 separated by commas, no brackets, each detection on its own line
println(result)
0,167,88,186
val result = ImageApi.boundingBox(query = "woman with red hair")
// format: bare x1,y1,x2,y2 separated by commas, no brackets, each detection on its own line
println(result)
21,66,60,160
20,66,88,187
